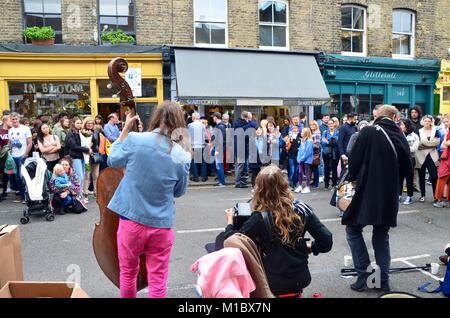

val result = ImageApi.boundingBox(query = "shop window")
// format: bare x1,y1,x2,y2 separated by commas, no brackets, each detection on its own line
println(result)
136,103,158,130
98,79,157,98
259,0,288,49
194,0,227,47
371,94,384,112
341,94,357,115
23,0,62,44
99,0,135,44
98,79,119,98
341,5,366,56
443,87,450,101
392,10,415,58
357,94,370,120
8,81,91,118
142,80,157,98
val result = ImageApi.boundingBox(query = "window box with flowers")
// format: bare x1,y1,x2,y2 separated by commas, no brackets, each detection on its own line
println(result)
101,29,135,45
23,26,55,45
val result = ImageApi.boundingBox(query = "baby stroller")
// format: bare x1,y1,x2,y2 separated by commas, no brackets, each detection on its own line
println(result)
19,157,54,224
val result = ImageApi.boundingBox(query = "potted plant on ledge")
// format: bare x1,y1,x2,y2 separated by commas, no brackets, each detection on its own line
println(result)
101,29,135,45
23,26,55,45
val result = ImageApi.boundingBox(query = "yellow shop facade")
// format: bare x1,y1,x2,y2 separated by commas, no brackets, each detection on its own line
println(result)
436,59,450,114
0,47,163,123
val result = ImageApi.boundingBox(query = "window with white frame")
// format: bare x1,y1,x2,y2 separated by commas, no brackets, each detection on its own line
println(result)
194,0,227,46
392,9,415,58
341,5,366,55
259,0,288,49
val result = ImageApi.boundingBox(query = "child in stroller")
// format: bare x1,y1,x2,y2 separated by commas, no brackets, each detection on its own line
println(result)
20,157,54,224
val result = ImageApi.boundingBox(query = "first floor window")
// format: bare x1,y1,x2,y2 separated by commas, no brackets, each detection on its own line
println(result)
341,5,366,55
392,9,415,57
194,0,227,46
259,0,288,48
444,87,450,101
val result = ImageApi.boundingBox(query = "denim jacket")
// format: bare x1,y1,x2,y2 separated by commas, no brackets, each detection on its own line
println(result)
297,139,313,164
107,130,191,228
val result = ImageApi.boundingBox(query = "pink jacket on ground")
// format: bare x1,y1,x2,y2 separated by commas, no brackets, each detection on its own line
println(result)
191,247,255,298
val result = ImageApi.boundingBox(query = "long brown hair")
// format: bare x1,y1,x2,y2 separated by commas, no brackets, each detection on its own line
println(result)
148,100,191,152
252,165,304,245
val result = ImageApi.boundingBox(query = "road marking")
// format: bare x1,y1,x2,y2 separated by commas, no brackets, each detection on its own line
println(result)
219,197,252,201
400,259,442,281
391,254,430,263
189,185,236,190
321,210,420,223
177,210,421,234
177,227,224,234
138,284,197,293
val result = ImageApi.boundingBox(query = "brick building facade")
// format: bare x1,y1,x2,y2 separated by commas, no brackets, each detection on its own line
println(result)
1,1,448,58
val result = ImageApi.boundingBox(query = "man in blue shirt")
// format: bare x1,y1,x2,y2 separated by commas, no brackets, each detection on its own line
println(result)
104,113,120,143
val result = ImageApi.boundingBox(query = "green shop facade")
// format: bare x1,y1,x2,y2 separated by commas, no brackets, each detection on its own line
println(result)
321,54,440,120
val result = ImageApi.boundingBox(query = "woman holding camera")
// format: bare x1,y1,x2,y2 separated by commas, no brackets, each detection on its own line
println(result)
321,120,339,189
223,165,333,296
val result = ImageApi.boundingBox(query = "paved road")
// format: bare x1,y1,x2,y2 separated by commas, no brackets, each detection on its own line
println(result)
0,184,447,298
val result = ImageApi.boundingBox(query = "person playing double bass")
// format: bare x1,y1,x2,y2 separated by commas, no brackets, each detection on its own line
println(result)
107,101,191,298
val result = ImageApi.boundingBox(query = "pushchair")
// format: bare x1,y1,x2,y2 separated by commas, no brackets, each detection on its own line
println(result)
19,157,54,224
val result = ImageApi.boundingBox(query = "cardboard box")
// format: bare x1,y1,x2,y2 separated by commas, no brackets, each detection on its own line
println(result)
0,225,24,289
0,281,89,298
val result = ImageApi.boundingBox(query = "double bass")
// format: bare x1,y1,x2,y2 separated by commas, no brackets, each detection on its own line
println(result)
92,57,148,290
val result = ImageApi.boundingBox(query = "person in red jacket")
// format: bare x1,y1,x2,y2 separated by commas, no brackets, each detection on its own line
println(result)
434,129,450,208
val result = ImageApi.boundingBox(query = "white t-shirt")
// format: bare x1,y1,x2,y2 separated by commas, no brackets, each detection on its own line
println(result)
8,125,32,158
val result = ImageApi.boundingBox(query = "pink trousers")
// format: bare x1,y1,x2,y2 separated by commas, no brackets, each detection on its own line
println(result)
117,218,174,298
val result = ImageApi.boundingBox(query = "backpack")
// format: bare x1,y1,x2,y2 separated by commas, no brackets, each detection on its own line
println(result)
418,262,450,297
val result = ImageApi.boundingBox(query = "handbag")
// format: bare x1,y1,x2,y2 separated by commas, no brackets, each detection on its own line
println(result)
311,153,320,167
4,153,16,175
0,144,11,160
91,152,105,164
336,177,356,212
70,198,87,214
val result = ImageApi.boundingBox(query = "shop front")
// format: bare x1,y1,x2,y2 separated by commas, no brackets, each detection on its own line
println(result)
436,59,450,114
171,47,330,126
0,45,163,126
322,54,440,120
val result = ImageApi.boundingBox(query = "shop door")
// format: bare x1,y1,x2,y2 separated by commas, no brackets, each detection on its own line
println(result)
392,103,410,119
97,103,120,123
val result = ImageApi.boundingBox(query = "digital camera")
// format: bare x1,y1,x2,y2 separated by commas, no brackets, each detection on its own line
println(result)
233,202,252,230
